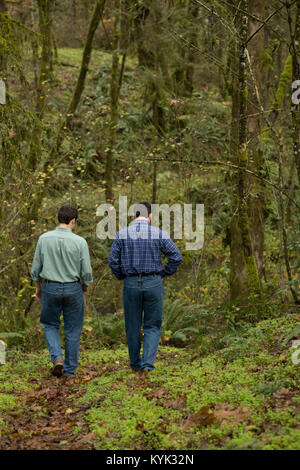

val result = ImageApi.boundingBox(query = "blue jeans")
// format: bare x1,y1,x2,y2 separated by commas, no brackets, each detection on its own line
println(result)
123,275,164,371
40,281,84,376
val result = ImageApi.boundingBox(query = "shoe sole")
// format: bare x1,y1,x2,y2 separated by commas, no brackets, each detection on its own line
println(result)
52,363,63,377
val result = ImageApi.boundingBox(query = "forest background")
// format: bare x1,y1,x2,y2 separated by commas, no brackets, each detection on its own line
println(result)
0,0,300,451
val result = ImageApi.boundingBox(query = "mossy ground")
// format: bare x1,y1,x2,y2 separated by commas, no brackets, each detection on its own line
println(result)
0,314,299,450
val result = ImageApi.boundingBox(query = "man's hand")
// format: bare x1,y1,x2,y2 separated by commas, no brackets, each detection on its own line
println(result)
82,284,88,297
35,282,42,301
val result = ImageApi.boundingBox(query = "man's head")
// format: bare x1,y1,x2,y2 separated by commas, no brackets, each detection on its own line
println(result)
58,205,78,229
134,202,152,221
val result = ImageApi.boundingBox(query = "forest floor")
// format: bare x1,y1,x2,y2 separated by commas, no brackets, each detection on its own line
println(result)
0,315,299,450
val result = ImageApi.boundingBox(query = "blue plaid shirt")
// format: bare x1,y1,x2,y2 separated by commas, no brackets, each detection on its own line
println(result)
108,219,182,280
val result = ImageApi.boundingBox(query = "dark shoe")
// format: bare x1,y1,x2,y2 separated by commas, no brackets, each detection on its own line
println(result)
52,357,64,377
142,368,152,373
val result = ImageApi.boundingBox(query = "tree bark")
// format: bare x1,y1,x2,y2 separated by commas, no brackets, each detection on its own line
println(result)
230,0,261,302
104,0,122,202
133,0,168,202
28,0,53,170
237,1,261,297
65,0,106,128
247,0,266,282
184,0,199,96
289,1,300,182
278,135,299,304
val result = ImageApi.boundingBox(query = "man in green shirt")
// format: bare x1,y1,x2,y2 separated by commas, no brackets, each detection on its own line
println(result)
31,205,93,377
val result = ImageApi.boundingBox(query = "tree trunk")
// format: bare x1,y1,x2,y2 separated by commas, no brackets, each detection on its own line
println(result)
133,0,168,202
278,135,299,304
30,0,39,91
184,1,199,96
65,0,106,128
36,0,52,118
247,0,266,282
290,1,300,182
104,0,121,202
0,0,7,73
230,0,261,302
229,1,247,301
28,0,53,170
230,59,248,300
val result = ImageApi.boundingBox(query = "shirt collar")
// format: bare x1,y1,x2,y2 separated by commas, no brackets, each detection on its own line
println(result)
56,226,72,231
131,217,149,224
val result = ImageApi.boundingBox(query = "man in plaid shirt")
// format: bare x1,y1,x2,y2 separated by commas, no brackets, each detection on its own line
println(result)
108,202,182,372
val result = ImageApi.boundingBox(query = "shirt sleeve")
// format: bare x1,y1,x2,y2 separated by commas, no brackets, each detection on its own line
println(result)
80,239,93,286
108,235,125,280
31,238,43,282
160,236,183,277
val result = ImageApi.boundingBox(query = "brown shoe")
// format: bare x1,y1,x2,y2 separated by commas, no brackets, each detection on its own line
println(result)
52,357,64,377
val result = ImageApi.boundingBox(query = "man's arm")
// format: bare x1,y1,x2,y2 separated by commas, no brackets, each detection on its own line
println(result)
160,237,182,277
31,239,43,300
80,239,93,292
108,236,125,280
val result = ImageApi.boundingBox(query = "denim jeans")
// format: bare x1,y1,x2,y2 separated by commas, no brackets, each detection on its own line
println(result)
123,275,164,371
40,281,84,376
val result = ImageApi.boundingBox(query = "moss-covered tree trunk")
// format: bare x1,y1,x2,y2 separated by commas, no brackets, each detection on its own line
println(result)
230,0,261,302
247,0,266,282
237,1,261,296
229,2,247,301
278,135,299,304
290,1,300,182
65,0,107,129
0,0,7,73
30,0,39,91
134,0,167,202
230,0,263,301
0,0,7,225
28,0,53,170
230,52,248,300
104,0,121,202
184,0,199,96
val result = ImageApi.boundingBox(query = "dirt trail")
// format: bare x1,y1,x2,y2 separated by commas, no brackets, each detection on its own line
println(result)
0,367,101,450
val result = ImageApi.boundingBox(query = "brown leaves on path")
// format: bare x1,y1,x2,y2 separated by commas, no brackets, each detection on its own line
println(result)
0,368,101,450
183,404,251,430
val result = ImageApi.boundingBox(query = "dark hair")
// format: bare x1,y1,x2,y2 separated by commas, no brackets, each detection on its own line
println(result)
134,201,151,218
58,205,78,224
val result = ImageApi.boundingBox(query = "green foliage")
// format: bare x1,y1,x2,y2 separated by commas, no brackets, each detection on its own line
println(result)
86,312,126,346
161,297,213,346
0,315,299,449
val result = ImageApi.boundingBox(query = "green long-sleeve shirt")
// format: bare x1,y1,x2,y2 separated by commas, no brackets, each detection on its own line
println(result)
31,227,93,285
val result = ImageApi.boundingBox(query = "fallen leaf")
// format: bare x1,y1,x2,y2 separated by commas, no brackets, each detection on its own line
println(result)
183,406,216,429
273,388,293,399
214,404,250,425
